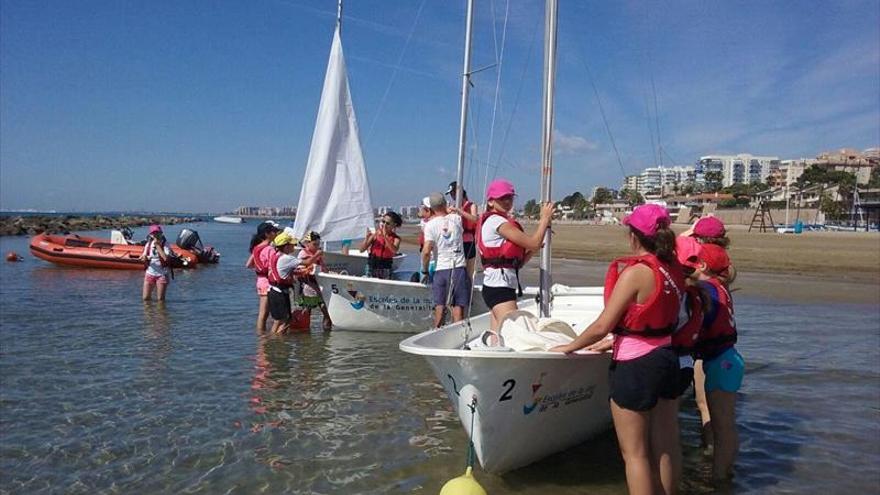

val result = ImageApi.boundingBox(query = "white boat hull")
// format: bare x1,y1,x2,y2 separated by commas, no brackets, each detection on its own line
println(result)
320,249,405,276
213,216,244,224
399,286,612,473
316,272,489,333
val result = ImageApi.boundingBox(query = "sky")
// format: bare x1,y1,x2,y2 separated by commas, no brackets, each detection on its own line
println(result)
1,0,878,212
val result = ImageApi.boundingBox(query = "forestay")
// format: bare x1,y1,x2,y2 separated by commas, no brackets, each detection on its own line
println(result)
293,26,374,242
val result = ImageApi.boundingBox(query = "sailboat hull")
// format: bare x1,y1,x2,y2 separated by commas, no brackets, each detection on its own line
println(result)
399,287,612,473
317,272,489,333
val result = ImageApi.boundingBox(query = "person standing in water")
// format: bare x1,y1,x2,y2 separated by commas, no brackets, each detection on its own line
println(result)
267,231,312,335
551,204,685,495
296,231,333,331
477,178,554,332
421,192,470,327
139,225,172,302
246,221,281,332
693,243,743,481
446,181,479,278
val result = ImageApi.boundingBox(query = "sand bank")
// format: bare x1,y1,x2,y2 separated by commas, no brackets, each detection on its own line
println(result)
399,223,880,304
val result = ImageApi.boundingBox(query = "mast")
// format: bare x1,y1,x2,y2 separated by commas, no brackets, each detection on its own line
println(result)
538,0,558,317
454,0,475,211
336,0,343,33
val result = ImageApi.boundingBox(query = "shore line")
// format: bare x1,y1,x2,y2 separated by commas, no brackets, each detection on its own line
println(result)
0,215,204,236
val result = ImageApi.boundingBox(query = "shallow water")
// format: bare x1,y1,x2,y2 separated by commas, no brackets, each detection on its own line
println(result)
1,222,878,494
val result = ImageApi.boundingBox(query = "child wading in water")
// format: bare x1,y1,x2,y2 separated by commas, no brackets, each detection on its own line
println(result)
693,243,743,481
140,225,172,301
246,221,281,332
296,231,332,331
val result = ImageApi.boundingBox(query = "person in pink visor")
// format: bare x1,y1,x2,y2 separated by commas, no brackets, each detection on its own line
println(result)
477,178,554,334
139,225,172,301
680,214,736,450
552,203,686,495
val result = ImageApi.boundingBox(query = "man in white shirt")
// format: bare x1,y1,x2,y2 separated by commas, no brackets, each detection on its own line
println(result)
421,192,470,327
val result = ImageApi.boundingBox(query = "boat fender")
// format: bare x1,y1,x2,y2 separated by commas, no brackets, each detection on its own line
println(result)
439,396,486,495
439,467,486,495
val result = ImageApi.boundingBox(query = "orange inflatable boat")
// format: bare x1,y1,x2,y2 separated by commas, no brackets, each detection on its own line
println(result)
29,234,198,270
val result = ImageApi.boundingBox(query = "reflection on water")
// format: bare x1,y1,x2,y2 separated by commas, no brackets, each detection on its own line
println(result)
1,225,879,494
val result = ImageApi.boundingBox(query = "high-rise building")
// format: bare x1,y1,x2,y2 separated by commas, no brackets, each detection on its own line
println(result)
697,154,780,187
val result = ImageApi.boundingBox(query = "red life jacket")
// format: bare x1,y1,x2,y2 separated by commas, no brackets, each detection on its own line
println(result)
477,211,526,269
604,254,685,337
252,243,270,277
695,277,737,359
267,248,293,288
671,285,704,354
369,232,399,260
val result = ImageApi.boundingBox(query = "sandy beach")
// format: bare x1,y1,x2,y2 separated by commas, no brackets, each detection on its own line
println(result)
400,223,880,304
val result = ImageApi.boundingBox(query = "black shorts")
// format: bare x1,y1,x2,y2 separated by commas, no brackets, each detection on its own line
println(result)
462,241,477,260
481,285,517,308
268,288,291,321
609,346,679,411
677,365,694,397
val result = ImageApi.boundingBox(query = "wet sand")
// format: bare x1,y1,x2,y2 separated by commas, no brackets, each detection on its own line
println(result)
400,223,880,305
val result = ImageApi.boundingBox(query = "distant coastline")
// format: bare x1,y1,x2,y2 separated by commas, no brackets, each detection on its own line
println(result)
0,214,203,236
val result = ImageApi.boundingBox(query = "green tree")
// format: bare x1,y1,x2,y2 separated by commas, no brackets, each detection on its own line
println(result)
591,188,614,206
820,192,844,220
704,171,723,193
523,199,539,218
869,167,880,188
620,188,644,207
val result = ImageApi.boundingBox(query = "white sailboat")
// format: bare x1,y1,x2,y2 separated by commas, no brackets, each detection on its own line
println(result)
400,0,612,473
293,2,404,276
316,0,481,333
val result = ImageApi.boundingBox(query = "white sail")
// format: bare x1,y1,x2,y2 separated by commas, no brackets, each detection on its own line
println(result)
293,26,373,242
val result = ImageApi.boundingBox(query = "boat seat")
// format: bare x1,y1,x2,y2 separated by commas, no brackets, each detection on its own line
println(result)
64,239,91,248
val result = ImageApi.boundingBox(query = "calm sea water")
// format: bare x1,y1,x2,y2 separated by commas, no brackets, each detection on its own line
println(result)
1,222,878,494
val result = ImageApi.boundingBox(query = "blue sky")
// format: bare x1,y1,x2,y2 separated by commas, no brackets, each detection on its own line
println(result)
1,0,878,212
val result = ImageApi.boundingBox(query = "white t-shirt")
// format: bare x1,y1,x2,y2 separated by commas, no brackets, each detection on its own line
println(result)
276,253,303,280
142,240,172,277
480,214,518,289
423,214,466,271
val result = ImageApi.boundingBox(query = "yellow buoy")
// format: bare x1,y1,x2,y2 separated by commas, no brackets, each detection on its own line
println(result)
439,466,487,495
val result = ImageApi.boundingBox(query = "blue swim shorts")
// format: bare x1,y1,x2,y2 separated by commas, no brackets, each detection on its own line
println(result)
704,347,744,393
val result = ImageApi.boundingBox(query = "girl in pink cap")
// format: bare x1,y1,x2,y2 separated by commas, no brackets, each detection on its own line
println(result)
551,203,686,495
477,178,555,335
246,221,281,332
139,225,172,301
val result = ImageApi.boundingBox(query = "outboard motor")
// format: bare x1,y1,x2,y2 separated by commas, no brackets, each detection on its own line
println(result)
175,229,221,264
176,229,202,251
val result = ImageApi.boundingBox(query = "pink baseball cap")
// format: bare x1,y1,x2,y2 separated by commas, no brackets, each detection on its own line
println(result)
148,224,163,234
623,204,670,237
693,216,726,238
675,236,702,269
486,179,516,200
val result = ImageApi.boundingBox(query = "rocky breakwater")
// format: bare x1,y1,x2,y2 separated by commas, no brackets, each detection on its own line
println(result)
0,215,203,236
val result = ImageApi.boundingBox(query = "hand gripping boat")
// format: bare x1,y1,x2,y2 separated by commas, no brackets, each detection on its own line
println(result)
399,286,612,473
29,233,198,270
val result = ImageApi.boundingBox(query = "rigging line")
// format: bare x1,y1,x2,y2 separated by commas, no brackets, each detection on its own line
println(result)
489,11,541,182
364,0,428,145
578,55,627,179
643,87,658,168
482,0,511,198
650,68,663,168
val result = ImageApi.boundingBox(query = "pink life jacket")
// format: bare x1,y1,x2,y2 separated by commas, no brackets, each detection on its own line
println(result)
476,211,525,269
604,254,685,337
